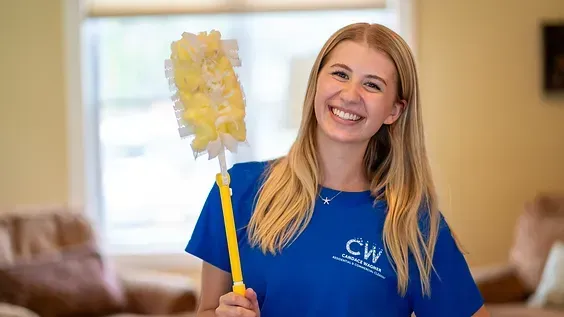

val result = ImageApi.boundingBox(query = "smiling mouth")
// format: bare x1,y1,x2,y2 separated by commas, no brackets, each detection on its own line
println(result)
329,106,364,122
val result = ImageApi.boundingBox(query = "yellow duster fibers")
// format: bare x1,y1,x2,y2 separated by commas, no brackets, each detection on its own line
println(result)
166,30,246,159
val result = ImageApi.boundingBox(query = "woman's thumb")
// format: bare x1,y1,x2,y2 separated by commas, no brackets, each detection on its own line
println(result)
245,288,260,312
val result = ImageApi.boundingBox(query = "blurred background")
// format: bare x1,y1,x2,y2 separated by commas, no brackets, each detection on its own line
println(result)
1,0,564,314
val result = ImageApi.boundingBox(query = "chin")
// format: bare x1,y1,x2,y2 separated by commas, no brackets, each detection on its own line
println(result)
317,125,370,146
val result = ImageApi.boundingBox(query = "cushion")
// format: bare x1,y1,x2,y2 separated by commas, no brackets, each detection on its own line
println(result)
487,304,564,317
0,303,40,317
510,194,564,292
0,244,127,317
527,240,564,310
0,206,95,266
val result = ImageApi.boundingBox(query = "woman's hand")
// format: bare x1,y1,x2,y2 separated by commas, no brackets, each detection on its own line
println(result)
215,288,261,317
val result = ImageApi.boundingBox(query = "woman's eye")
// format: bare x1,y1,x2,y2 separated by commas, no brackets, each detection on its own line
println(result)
331,71,348,80
365,82,381,91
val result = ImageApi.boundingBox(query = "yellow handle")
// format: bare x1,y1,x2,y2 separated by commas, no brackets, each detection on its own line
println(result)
216,173,246,295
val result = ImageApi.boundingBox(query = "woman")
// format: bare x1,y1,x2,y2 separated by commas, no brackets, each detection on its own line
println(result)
186,23,489,317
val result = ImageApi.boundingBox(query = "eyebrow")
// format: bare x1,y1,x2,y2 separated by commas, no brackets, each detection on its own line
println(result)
330,63,388,86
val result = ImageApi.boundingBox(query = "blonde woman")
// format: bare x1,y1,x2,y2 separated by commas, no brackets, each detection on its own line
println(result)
186,23,489,317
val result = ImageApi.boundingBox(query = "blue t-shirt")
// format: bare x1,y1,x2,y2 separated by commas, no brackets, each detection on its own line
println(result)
186,161,484,317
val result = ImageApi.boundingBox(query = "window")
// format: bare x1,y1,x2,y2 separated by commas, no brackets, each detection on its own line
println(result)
78,2,405,254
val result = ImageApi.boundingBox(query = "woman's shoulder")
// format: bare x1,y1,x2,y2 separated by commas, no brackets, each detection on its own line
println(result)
228,159,272,177
228,159,273,184
227,159,276,196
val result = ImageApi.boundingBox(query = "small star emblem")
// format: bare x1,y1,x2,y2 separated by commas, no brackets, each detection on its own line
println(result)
322,197,331,205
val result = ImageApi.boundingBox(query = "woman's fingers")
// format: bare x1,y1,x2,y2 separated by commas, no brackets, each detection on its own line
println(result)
216,291,258,317
215,305,257,317
219,292,254,309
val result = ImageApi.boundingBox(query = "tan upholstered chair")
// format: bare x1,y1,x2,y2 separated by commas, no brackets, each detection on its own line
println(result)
473,194,564,317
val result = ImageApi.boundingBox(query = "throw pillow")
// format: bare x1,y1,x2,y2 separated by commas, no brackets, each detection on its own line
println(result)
527,240,564,310
0,244,127,317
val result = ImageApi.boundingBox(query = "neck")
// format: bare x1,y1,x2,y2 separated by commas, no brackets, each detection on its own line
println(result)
316,129,370,192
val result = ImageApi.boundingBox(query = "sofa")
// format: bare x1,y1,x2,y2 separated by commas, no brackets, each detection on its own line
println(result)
473,194,564,317
0,205,198,317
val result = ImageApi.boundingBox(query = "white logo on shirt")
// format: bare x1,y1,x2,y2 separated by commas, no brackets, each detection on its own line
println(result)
332,238,386,279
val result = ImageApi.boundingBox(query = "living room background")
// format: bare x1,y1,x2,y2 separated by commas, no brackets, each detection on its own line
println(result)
0,0,563,271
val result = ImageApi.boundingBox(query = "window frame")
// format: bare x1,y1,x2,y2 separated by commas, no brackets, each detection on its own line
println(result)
85,0,388,17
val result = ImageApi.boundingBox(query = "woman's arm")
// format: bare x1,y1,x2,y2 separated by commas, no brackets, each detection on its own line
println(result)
196,261,232,316
472,305,491,317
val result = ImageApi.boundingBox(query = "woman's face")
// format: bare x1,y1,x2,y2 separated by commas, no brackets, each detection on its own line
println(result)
314,40,405,145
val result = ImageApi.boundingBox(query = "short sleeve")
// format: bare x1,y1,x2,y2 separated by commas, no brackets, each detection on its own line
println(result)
185,182,231,273
409,219,484,317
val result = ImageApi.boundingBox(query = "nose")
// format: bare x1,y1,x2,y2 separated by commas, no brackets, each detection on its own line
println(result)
340,83,361,104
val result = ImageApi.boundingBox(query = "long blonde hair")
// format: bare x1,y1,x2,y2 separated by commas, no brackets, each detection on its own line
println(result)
247,23,441,297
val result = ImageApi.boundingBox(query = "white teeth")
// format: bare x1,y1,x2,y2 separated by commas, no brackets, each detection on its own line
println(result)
331,107,361,121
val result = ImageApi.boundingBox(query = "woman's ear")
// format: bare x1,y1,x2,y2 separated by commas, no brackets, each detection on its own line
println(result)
383,99,406,125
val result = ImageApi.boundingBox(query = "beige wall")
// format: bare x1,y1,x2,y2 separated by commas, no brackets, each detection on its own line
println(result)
417,0,564,266
1,0,563,268
0,1,68,205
